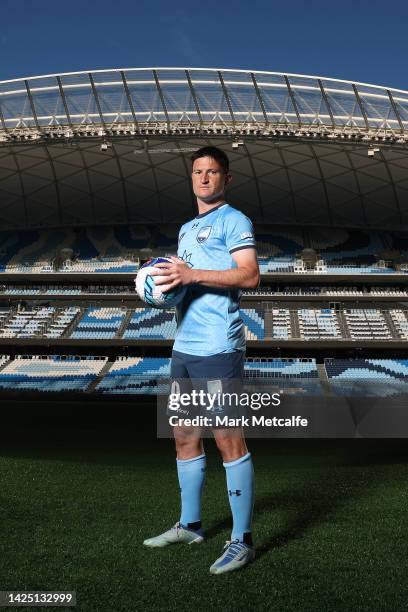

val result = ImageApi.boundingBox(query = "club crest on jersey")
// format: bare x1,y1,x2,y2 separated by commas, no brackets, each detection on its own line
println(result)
197,225,212,243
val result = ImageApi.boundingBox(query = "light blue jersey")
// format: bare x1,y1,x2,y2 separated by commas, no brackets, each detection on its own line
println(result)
173,203,256,356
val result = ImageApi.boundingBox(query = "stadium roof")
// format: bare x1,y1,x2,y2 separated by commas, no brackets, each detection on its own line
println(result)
0,67,408,231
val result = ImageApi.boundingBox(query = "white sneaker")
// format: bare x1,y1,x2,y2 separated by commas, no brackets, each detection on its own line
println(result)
209,540,255,574
143,522,204,548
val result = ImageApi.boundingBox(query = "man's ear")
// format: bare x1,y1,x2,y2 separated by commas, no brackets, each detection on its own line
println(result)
225,172,232,186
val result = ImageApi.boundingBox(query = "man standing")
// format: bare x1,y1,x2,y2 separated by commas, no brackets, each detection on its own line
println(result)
143,146,260,574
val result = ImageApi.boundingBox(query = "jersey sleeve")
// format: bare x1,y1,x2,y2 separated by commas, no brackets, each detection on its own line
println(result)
223,212,256,254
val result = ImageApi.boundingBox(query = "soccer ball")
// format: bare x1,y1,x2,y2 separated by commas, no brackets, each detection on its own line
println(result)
135,257,187,308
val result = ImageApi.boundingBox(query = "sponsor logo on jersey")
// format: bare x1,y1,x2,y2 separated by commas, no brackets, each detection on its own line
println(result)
180,251,193,267
240,232,253,239
197,225,212,243
178,232,185,244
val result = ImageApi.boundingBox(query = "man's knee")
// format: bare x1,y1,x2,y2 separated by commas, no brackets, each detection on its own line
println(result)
174,426,203,459
213,428,248,462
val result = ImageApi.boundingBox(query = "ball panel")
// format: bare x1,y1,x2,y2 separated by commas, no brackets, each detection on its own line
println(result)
135,257,187,309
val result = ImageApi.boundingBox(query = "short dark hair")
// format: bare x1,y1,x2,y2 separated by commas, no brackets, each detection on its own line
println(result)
191,146,229,173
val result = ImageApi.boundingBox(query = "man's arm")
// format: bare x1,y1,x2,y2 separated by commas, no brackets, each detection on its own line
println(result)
154,249,260,291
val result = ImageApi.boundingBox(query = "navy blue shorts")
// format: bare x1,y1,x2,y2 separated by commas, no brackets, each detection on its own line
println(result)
167,350,245,419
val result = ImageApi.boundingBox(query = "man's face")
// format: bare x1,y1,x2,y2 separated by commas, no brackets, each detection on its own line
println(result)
191,156,231,203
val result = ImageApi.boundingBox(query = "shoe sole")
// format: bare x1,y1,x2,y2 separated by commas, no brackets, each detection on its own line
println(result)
143,535,204,548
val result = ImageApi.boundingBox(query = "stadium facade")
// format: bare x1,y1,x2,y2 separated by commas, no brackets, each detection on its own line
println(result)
0,68,408,230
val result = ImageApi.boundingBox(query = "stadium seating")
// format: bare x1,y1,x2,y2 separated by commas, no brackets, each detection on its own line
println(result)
309,229,384,263
1,224,408,399
2,306,408,343
96,357,171,394
245,358,318,378
244,285,408,297
0,355,107,392
0,307,56,338
61,259,138,273
70,307,127,339
343,309,392,340
244,357,322,393
44,307,81,338
259,258,295,274
0,308,11,329
324,358,408,396
0,306,81,339
390,309,408,340
97,357,322,394
256,230,304,257
240,308,264,340
122,309,176,340
0,353,406,396
0,355,9,370
0,284,130,295
1,228,408,277
2,283,408,299
298,308,341,340
268,308,292,339
324,265,394,274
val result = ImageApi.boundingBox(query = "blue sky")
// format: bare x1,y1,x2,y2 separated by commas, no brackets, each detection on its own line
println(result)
1,0,407,89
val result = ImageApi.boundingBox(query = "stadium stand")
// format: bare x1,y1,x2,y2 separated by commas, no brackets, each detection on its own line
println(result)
0,284,130,295
1,67,408,410
244,357,322,393
123,309,177,340
0,306,55,338
4,305,408,342
96,357,171,394
0,355,107,392
343,309,392,340
244,358,318,378
309,229,384,264
0,308,10,329
0,355,9,369
324,358,408,396
96,357,322,394
0,352,407,396
61,259,138,273
298,309,341,340
3,228,406,275
324,265,395,274
240,308,265,340
244,286,408,298
3,284,408,299
0,306,78,339
256,230,304,258
0,229,407,402
268,309,292,339
70,307,127,339
44,307,81,338
258,258,295,274
390,309,408,340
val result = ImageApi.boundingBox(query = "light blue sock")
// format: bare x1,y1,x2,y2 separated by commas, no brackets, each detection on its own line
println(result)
176,454,206,527
224,452,254,543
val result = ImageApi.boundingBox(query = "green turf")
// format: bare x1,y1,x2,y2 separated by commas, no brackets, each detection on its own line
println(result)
1,433,408,612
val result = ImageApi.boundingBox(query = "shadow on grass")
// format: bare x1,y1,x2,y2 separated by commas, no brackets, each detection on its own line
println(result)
205,443,403,560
